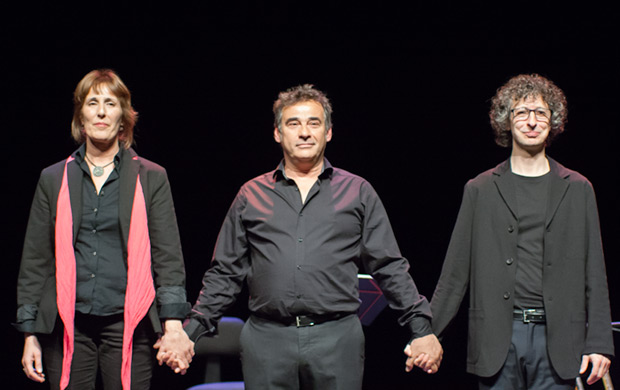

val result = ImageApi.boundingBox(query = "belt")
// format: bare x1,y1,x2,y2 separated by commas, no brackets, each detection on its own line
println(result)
513,308,546,323
256,312,353,328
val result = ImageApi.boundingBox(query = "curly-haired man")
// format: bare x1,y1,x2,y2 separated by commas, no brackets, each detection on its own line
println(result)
430,74,613,389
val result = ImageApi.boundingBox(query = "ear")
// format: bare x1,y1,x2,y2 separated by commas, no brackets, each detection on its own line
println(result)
274,127,282,143
326,127,333,142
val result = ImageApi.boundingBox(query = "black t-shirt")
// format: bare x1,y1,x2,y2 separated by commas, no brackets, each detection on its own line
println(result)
512,171,549,309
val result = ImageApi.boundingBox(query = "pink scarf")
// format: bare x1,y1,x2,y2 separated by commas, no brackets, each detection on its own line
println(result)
55,155,155,389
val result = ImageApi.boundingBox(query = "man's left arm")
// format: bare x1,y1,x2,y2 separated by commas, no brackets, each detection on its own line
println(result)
580,182,614,383
359,181,442,373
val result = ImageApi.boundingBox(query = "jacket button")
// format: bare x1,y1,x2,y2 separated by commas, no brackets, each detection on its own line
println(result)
503,292,511,299
506,258,514,265
508,225,515,233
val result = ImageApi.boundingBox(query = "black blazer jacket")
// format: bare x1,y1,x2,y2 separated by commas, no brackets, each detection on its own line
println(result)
430,157,614,379
16,146,189,335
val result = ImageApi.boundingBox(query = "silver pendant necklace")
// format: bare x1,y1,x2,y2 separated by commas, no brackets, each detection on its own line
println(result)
84,154,114,177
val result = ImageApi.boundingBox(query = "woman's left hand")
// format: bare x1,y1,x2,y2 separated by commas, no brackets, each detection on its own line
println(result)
153,319,195,374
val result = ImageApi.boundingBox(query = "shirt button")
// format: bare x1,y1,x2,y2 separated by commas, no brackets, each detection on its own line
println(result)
296,265,301,270
93,251,97,256
506,258,514,265
298,238,303,242
93,208,98,213
90,273,95,278
503,292,511,299
92,229,97,234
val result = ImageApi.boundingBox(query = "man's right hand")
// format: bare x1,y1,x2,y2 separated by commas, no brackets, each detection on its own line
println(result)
404,333,443,374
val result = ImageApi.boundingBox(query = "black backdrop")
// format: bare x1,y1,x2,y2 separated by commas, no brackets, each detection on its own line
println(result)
2,3,618,389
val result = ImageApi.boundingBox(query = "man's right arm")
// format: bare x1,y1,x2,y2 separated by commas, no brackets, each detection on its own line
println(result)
430,183,475,338
185,189,251,342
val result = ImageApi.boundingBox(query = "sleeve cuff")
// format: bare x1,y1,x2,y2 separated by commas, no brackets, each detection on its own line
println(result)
13,319,36,333
184,318,217,342
158,302,191,320
156,286,187,305
407,316,433,340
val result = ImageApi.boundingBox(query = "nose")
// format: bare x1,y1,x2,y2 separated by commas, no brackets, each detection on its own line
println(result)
298,124,310,139
97,104,106,117
526,111,538,127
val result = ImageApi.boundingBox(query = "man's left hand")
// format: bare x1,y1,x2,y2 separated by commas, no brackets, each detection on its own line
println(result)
404,334,443,374
580,353,611,385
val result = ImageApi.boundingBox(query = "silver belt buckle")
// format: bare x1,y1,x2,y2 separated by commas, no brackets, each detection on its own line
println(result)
295,315,315,327
522,309,536,323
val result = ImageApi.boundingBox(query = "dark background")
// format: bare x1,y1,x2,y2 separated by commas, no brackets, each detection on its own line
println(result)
2,2,618,389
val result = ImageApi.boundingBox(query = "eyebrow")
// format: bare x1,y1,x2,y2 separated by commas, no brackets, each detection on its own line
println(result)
86,96,118,103
513,105,548,109
285,116,322,123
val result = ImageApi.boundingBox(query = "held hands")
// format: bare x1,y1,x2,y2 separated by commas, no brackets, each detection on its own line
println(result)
22,333,45,383
154,319,195,375
404,333,443,374
580,353,611,385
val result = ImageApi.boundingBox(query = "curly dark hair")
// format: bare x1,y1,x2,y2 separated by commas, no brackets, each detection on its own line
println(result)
273,84,332,131
489,74,567,147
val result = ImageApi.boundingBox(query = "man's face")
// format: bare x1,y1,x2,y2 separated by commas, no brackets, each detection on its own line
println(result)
510,95,551,153
274,100,332,166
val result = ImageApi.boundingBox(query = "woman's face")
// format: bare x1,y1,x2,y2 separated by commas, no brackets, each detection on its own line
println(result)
80,85,123,147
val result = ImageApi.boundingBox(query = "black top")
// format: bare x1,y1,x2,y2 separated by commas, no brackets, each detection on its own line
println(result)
74,147,127,316
186,159,432,340
512,171,549,309
15,145,190,335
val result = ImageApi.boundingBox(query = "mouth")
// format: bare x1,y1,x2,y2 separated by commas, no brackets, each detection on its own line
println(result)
522,131,540,138
94,122,109,128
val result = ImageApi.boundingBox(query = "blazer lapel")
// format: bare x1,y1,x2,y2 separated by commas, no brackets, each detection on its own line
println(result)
67,157,83,244
492,159,518,220
545,158,570,228
119,148,140,249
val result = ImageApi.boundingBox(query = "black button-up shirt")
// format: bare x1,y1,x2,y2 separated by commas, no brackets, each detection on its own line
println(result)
187,159,432,339
74,147,127,316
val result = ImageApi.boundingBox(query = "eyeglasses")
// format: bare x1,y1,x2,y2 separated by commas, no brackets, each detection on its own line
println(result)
511,107,552,122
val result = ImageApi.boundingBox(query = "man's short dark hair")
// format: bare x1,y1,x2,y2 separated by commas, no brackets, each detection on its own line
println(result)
273,84,333,131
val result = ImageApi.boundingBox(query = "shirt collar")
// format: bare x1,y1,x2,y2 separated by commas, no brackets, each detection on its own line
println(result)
75,143,124,171
273,158,334,181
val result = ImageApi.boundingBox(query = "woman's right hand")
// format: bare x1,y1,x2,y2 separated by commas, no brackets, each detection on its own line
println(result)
22,333,45,382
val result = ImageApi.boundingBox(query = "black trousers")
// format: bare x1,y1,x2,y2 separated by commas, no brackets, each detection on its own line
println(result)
240,314,365,390
478,320,575,390
39,313,156,390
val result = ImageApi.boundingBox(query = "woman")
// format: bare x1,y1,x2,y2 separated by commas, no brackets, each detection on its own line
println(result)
16,69,193,389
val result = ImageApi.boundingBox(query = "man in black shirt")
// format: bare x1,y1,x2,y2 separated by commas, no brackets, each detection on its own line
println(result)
184,84,442,389
430,74,613,389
